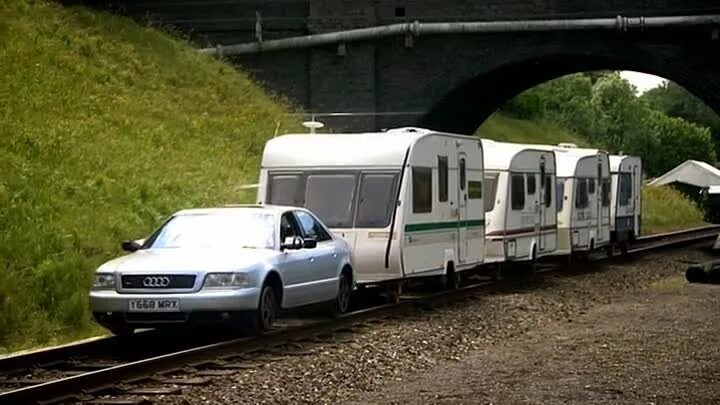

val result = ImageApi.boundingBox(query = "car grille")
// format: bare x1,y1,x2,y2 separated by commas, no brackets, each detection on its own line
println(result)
121,275,196,289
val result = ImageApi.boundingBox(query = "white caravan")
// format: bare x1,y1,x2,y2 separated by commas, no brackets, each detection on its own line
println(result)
257,128,485,290
482,140,557,264
609,155,642,248
549,146,612,255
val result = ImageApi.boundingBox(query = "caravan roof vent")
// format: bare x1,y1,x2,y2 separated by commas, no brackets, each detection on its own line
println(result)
558,143,578,148
302,120,324,134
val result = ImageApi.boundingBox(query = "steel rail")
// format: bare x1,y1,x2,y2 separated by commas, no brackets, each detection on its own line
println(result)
1,225,718,404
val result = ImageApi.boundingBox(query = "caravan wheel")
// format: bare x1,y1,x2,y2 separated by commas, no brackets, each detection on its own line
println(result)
444,262,460,290
385,281,403,304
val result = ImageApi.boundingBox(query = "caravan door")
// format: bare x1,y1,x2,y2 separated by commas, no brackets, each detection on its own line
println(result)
457,154,468,264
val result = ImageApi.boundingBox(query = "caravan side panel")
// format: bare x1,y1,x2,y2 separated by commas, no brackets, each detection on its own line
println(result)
401,135,484,277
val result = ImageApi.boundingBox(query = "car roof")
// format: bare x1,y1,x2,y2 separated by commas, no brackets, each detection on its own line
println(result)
174,204,307,216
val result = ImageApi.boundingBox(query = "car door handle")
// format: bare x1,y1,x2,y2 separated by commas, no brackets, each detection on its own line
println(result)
309,257,314,262
332,250,337,257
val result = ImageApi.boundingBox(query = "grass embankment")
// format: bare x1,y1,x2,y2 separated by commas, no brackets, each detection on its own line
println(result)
0,0,299,352
477,113,592,146
641,186,706,235
479,113,707,234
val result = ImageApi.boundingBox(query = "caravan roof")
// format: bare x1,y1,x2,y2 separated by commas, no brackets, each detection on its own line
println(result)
481,139,555,171
535,145,604,177
609,155,640,172
261,128,477,168
262,130,425,168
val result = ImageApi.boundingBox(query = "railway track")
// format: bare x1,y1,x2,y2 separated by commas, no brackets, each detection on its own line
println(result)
2,225,719,404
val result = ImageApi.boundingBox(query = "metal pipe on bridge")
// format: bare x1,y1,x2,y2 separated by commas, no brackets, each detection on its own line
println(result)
199,14,720,56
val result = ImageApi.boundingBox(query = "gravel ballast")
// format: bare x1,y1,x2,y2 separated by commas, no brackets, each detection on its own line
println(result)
148,248,719,404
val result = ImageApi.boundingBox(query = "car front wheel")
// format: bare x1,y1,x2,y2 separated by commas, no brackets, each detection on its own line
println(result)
249,285,278,333
335,272,352,314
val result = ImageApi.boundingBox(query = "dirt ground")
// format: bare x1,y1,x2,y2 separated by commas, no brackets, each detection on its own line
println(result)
351,258,720,404
159,247,720,405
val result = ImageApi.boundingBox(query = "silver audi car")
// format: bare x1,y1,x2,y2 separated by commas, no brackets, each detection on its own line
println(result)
90,205,354,335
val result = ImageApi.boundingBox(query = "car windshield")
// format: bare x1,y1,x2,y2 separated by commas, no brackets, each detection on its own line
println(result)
148,211,276,250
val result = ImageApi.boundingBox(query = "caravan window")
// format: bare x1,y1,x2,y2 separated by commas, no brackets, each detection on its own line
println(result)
588,179,596,194
412,167,432,213
575,178,589,209
602,178,611,207
557,178,565,212
305,174,356,228
356,173,399,228
469,181,483,199
527,175,536,195
511,174,525,210
459,158,466,191
438,156,448,202
268,174,302,206
544,175,552,208
619,173,632,206
484,173,499,212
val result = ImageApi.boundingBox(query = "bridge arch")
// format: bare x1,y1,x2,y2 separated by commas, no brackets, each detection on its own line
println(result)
415,36,719,134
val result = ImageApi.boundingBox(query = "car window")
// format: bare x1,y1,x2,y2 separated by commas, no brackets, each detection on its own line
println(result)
356,173,399,228
149,212,276,250
280,212,301,241
305,174,356,228
295,211,332,242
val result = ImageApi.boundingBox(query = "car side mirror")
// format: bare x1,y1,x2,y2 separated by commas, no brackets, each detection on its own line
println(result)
303,238,317,249
121,239,143,252
282,236,303,251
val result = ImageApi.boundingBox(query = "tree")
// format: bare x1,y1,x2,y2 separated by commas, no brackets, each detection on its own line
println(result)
590,74,644,152
642,82,720,155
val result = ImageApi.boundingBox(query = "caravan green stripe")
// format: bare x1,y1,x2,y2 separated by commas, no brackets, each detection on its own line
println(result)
404,219,484,233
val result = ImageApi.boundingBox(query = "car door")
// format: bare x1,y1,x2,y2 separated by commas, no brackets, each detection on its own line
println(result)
276,212,313,308
294,210,339,302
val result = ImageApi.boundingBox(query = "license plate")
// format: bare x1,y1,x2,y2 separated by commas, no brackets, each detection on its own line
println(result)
128,299,179,312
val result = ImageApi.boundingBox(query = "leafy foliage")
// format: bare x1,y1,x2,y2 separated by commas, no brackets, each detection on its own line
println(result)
502,72,716,176
642,82,720,156
0,0,299,351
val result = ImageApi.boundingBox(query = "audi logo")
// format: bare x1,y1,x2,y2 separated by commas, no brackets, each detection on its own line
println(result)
143,276,171,288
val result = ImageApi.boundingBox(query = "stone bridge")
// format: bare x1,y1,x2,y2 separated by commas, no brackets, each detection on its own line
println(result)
68,0,720,133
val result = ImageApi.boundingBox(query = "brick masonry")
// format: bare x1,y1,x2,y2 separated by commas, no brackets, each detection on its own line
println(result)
64,0,720,133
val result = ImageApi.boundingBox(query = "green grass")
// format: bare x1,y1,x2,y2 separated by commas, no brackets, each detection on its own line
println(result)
641,186,707,235
0,0,300,351
477,113,592,147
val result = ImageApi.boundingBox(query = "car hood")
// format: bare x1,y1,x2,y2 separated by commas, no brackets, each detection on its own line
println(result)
99,248,278,273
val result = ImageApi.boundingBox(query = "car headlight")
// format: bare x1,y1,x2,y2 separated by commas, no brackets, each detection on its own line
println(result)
92,273,116,290
203,273,250,288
